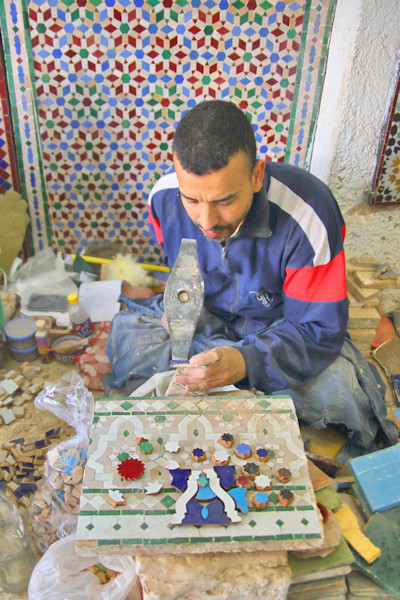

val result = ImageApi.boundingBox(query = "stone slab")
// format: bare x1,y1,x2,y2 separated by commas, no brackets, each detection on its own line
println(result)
136,551,291,600
353,271,399,290
348,307,381,328
347,276,380,303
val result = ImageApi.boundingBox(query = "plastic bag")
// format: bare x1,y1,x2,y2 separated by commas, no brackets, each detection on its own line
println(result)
28,534,142,600
27,372,94,553
9,248,78,326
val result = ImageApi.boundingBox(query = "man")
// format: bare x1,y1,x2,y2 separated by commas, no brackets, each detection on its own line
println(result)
107,100,396,454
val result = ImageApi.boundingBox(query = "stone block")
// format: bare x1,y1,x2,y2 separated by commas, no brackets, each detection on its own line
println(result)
348,307,381,329
353,270,399,290
136,551,291,600
347,276,379,304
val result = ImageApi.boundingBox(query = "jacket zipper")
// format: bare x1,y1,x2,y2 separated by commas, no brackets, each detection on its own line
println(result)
221,240,240,316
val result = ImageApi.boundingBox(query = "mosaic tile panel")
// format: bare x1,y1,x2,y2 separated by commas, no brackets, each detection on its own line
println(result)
371,72,400,205
0,47,19,194
76,394,322,556
2,0,334,258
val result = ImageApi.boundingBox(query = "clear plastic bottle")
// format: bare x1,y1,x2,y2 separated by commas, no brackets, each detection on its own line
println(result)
35,319,50,364
67,293,94,337
0,492,37,593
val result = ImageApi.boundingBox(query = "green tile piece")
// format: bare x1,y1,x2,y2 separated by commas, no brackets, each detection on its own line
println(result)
167,400,179,410
160,495,176,509
353,507,400,596
117,452,130,461
120,400,133,410
315,487,340,511
288,536,354,578
258,400,271,409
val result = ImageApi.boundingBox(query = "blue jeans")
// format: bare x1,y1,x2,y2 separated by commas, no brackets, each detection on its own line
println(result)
106,295,397,452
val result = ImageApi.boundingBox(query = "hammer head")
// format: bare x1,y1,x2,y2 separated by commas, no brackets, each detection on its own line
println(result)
164,238,204,363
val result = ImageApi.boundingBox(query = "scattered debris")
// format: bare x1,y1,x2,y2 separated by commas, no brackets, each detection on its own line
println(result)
0,427,68,507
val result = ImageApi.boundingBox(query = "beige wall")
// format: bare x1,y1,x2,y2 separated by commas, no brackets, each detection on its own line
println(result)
311,0,400,307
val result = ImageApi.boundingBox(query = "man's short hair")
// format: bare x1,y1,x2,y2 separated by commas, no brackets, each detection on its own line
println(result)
172,100,257,176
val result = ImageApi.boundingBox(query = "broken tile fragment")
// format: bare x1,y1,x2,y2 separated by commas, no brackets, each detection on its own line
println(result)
144,481,163,495
164,440,180,453
107,489,126,507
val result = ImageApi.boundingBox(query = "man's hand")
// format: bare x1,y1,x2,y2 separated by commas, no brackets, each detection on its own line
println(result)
174,346,247,392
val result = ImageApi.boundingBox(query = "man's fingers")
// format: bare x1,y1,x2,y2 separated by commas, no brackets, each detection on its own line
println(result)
175,370,224,389
189,348,221,367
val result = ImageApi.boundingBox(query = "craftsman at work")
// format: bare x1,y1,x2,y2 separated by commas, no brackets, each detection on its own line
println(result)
106,100,397,455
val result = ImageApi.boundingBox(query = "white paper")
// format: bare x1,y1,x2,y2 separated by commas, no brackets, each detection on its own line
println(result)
78,280,122,322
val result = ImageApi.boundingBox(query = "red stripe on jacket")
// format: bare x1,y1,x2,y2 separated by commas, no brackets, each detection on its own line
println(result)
283,250,347,302
149,210,163,245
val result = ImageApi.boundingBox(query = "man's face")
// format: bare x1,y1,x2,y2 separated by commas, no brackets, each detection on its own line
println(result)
173,152,265,242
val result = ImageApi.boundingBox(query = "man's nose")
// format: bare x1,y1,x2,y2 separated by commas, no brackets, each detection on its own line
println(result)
199,203,218,230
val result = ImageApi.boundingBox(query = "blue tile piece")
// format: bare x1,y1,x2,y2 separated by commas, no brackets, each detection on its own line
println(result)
228,487,249,514
213,465,236,490
169,468,191,492
349,444,400,513
182,498,230,525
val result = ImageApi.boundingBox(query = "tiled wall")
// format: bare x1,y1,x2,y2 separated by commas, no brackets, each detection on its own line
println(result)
0,0,335,259
371,72,400,205
0,42,18,194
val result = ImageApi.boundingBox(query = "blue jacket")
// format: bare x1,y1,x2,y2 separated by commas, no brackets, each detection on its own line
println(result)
148,161,348,393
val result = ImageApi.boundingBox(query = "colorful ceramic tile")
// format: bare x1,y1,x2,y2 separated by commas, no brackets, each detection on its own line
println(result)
371,73,400,205
76,394,322,556
0,0,52,252
349,444,400,513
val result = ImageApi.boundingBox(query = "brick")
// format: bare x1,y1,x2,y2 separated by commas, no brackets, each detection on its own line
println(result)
347,275,379,303
0,379,19,396
13,406,25,418
20,379,31,391
0,408,16,425
13,395,28,406
350,257,379,268
353,270,399,290
348,307,381,329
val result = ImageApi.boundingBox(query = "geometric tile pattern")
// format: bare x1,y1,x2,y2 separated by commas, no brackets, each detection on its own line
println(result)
0,47,18,194
371,72,400,205
0,0,52,253
2,0,335,258
76,394,323,556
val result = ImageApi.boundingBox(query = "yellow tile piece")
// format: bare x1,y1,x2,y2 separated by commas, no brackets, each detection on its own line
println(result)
335,505,381,563
301,425,347,458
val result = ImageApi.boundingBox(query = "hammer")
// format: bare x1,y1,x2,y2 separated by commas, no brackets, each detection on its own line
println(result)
163,238,204,365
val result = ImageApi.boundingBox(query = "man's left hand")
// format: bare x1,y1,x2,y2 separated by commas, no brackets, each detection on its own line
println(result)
173,346,247,392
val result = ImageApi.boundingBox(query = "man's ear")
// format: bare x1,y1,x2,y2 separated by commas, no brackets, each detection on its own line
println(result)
252,159,265,193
